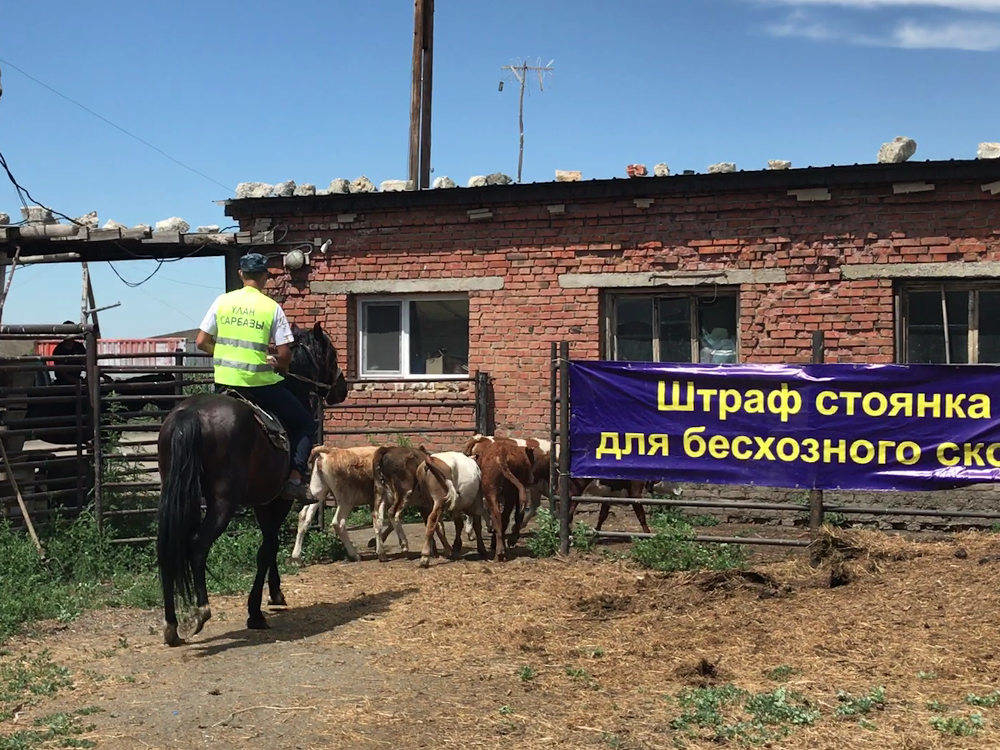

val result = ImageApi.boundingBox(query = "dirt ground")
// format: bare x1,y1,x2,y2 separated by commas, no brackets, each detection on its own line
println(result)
4,520,1000,750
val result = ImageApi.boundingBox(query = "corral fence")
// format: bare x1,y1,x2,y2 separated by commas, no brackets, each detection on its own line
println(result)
1,322,493,542
548,337,1000,555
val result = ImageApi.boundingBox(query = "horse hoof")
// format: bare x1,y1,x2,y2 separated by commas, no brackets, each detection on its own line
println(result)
163,622,184,647
419,556,430,568
268,592,287,607
247,615,269,630
378,554,388,563
191,606,212,635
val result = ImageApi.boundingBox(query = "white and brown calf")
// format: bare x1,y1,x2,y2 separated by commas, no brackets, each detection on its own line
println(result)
428,451,488,560
293,445,378,561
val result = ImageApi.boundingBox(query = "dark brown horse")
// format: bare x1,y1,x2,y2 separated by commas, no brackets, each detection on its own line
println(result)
157,322,347,646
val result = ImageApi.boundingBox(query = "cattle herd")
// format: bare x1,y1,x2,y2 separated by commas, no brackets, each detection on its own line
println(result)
294,434,662,565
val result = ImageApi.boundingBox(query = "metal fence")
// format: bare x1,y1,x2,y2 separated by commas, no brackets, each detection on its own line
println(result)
548,338,1000,554
2,324,494,542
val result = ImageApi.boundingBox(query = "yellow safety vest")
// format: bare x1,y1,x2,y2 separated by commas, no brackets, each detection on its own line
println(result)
212,286,284,387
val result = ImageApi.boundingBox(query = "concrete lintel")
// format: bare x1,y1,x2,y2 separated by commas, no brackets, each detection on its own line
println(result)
311,276,505,295
982,181,1000,196
787,188,831,202
467,208,493,221
336,213,357,223
633,198,654,209
843,261,1000,280
558,269,786,289
546,204,566,214
892,181,934,195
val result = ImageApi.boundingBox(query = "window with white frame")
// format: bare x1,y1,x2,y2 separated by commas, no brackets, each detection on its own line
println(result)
605,291,739,363
899,282,1000,364
358,296,470,377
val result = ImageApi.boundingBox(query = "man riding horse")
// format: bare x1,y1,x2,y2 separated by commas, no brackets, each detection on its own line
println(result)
195,252,315,502
158,252,347,646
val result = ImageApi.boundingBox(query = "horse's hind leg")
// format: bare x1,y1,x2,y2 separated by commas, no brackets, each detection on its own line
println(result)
190,500,235,636
266,496,294,606
248,502,285,629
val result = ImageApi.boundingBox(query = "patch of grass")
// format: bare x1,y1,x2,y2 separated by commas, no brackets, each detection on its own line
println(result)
0,652,71,721
631,511,746,573
565,666,591,680
346,507,372,528
966,690,1000,708
571,521,595,551
0,506,339,644
527,509,596,557
527,509,560,557
835,686,886,717
686,514,720,527
765,665,798,682
825,512,848,528
926,700,947,712
669,684,818,745
930,712,985,737
517,666,536,682
0,708,100,750
917,671,938,680
498,705,513,716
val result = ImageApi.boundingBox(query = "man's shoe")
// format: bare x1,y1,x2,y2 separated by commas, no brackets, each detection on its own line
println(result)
281,478,311,503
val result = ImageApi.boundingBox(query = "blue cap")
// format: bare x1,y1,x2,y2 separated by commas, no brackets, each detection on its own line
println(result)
239,253,268,273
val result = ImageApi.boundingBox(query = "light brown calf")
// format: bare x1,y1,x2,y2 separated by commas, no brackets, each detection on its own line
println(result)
296,445,379,561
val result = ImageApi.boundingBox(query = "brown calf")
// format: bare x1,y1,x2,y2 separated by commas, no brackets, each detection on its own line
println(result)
468,439,534,561
372,446,455,565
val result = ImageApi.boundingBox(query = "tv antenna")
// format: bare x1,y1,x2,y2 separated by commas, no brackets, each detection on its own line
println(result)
500,59,553,183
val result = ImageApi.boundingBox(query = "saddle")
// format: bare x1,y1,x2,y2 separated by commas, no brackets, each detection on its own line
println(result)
222,389,290,454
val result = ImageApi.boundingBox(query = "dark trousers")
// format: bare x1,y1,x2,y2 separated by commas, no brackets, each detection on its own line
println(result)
227,382,316,476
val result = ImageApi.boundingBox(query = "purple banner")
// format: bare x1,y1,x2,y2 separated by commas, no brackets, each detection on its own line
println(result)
569,361,1000,491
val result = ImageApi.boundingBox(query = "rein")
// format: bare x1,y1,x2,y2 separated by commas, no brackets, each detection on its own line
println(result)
284,370,332,391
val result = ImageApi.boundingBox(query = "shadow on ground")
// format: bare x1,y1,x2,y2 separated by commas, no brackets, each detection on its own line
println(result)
191,588,417,657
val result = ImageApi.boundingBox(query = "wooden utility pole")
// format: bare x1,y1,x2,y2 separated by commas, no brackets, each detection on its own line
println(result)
408,0,434,189
501,60,553,183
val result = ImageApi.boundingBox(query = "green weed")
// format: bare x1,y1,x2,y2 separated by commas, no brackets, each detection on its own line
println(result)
966,691,1000,708
571,521,596,551
631,511,745,573
917,671,938,680
669,684,818,745
926,700,947,712
0,652,71,721
527,509,560,557
930,712,985,736
835,686,886,717
517,666,536,682
0,708,100,750
765,665,798,682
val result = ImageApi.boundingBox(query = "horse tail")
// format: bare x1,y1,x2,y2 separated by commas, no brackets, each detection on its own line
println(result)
157,409,203,605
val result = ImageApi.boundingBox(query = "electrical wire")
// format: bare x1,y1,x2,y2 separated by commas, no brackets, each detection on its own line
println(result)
0,56,231,192
0,148,82,224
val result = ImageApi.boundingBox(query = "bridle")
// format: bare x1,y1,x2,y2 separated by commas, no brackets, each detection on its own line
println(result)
286,334,340,393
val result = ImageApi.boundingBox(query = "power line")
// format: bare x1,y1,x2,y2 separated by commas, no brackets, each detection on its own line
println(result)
0,56,231,192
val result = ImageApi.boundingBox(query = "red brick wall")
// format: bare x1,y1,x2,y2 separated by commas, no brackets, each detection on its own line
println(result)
239,179,1000,455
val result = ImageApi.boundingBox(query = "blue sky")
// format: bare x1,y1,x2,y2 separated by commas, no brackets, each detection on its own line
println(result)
2,0,999,336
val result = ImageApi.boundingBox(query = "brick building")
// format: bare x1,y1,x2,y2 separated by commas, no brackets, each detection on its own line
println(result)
224,160,1000,519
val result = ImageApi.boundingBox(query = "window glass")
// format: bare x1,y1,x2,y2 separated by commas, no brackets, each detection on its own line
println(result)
409,299,470,375
657,298,692,362
980,291,1000,363
362,302,401,372
698,296,738,363
614,297,654,361
906,290,968,364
